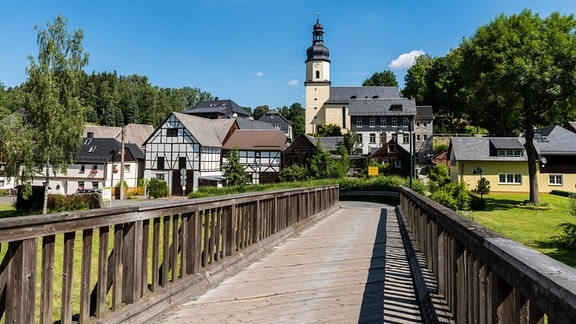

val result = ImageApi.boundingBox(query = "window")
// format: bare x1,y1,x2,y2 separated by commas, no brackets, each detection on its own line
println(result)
342,107,347,129
92,182,99,190
549,175,563,186
315,70,320,79
79,165,85,174
388,144,395,153
356,118,362,127
416,135,421,141
369,118,375,127
178,157,186,170
166,128,178,137
394,160,402,168
156,174,165,181
499,173,522,184
392,118,397,127
157,157,165,170
423,122,428,127
369,133,376,144
78,181,85,190
423,135,428,141
380,118,386,127
403,134,409,144
124,164,131,173
416,121,420,127
497,150,522,157
0,180,4,187
403,118,409,127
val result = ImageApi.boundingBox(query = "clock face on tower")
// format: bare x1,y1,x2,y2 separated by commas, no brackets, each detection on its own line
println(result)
314,62,320,66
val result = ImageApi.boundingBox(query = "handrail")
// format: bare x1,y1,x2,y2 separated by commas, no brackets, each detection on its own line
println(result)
0,185,339,323
399,187,576,323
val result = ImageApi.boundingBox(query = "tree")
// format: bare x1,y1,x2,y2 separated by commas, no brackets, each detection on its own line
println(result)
20,14,89,214
402,54,433,103
362,70,398,87
459,10,576,204
252,105,269,120
279,103,305,138
316,123,342,136
223,149,249,186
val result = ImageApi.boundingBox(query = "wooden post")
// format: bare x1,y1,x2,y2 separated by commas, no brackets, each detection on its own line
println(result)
6,239,38,324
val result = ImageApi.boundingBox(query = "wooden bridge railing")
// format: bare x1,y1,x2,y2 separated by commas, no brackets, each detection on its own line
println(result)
399,187,576,323
0,185,339,323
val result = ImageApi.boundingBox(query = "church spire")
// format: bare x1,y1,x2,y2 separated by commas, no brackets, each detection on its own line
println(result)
306,14,330,62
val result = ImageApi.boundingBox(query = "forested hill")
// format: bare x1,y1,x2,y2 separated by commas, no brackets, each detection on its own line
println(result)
0,71,215,128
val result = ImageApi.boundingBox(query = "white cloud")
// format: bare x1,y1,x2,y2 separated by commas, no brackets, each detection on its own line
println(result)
287,79,298,86
254,71,264,77
389,50,426,69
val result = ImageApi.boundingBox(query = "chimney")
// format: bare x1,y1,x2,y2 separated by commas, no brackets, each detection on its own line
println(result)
87,132,94,138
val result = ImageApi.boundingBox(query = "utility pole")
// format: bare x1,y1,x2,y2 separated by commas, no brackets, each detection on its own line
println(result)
119,125,125,200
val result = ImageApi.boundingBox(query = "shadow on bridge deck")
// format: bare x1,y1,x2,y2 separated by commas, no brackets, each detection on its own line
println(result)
151,201,450,323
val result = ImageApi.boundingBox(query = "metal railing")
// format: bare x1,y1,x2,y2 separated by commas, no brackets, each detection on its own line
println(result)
0,185,339,323
399,187,576,323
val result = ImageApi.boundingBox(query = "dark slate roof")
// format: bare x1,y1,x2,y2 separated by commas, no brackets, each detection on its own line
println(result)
76,138,119,163
125,143,145,160
416,106,433,119
534,125,576,155
183,99,249,118
490,138,524,150
349,98,417,116
450,137,527,162
305,135,343,152
326,86,400,104
222,129,288,150
235,117,276,130
258,110,292,133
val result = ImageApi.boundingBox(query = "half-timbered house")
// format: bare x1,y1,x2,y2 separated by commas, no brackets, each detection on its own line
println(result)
222,129,289,184
144,112,235,195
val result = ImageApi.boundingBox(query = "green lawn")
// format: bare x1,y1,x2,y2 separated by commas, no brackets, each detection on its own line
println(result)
470,193,576,267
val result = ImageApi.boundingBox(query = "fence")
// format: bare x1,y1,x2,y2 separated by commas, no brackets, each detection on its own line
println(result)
399,187,576,323
0,185,339,323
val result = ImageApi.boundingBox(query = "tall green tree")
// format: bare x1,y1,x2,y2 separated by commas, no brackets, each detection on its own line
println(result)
402,54,433,103
362,70,398,87
459,10,576,204
279,102,305,138
23,14,89,213
223,149,249,186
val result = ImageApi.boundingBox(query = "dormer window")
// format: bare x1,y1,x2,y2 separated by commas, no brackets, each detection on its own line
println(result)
390,104,403,111
88,145,97,153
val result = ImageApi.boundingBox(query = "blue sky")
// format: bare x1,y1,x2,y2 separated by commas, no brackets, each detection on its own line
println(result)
1,1,575,109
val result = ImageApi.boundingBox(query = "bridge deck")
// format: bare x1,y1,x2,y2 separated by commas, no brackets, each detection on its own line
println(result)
152,202,446,323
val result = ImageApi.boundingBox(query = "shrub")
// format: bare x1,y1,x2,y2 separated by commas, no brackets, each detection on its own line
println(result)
279,164,309,182
148,178,169,198
47,194,91,212
475,177,490,196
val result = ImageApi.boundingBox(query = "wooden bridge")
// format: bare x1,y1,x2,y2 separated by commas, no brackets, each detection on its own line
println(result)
1,186,575,323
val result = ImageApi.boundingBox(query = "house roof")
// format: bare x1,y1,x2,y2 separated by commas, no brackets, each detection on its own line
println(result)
235,117,276,130
416,106,433,119
83,124,154,148
172,112,235,147
326,86,400,104
258,110,292,132
75,138,118,163
349,98,417,116
222,129,288,150
449,137,527,162
534,125,576,155
183,99,249,118
304,135,343,152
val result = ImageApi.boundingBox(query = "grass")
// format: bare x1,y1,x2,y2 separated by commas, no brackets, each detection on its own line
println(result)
470,193,576,267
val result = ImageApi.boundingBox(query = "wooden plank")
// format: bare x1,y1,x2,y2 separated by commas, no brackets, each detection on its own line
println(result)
80,229,93,322
152,218,160,291
113,224,124,309
191,210,202,273
162,216,170,286
61,232,75,324
171,215,179,282
141,219,150,296
40,235,55,324
96,226,109,317
6,239,38,324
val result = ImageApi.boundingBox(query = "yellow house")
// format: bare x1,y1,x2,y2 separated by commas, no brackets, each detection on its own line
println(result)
448,126,576,194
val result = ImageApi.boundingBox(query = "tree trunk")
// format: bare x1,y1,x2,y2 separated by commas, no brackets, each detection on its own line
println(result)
524,120,540,205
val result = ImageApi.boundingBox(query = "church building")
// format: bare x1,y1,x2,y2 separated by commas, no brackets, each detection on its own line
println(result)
304,17,425,157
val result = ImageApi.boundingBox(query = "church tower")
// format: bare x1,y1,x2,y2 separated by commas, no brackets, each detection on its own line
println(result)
304,16,331,135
